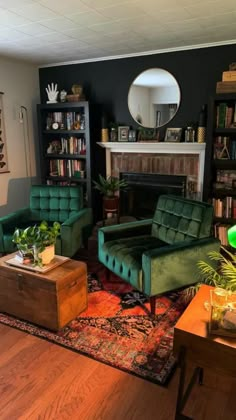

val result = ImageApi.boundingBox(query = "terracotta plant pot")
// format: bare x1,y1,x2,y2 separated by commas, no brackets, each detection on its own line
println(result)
103,196,119,212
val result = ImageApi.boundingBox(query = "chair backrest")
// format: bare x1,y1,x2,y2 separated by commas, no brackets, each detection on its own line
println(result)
151,194,214,244
29,185,84,223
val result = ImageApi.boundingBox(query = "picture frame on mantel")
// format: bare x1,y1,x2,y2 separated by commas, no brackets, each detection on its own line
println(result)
118,126,129,142
164,128,182,142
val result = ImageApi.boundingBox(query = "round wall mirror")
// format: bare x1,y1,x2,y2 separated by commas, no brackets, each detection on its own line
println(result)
128,68,181,129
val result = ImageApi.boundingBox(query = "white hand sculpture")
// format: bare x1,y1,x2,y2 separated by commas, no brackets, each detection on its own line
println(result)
46,83,59,103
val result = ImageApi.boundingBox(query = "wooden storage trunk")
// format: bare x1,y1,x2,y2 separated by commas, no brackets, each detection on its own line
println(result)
0,254,87,331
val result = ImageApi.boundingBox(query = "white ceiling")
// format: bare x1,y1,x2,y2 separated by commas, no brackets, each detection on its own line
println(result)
0,0,235,67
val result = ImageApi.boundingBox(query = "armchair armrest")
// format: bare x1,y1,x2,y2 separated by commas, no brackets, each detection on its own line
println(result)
142,237,221,296
98,219,153,246
0,207,30,228
60,208,93,256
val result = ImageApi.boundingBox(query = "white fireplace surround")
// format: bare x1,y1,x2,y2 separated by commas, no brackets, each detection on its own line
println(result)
97,142,206,200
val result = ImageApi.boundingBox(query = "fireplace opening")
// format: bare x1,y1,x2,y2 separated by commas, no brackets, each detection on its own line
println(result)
120,172,187,219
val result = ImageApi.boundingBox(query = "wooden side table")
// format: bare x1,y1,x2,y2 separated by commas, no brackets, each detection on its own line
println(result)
173,285,236,420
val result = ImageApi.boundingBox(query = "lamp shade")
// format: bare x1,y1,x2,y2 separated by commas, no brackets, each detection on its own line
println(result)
228,225,236,248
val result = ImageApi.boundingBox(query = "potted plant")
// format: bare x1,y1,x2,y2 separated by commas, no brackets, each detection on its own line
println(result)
197,246,236,291
12,220,61,267
93,174,128,215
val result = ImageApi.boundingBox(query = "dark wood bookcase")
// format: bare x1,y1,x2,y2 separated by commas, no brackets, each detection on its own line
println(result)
37,102,92,208
205,93,236,246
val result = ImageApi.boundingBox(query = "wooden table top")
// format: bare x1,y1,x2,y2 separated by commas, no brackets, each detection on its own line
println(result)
0,252,87,289
173,284,236,376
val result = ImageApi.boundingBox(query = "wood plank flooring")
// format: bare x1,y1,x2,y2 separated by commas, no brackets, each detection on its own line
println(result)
0,324,236,420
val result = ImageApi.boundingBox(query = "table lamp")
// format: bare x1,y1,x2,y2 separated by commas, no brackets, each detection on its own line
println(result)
228,225,236,248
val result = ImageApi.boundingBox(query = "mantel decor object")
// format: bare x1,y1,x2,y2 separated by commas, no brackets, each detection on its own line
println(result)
164,128,182,142
45,83,59,104
118,126,129,142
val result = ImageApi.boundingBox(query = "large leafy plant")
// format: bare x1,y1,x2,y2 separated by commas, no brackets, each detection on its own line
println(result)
93,174,128,198
197,246,236,291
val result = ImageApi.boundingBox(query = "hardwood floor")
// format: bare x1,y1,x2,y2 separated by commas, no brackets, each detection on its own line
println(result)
0,324,236,420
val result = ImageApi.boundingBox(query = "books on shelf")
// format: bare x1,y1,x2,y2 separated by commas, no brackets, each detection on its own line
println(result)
216,102,236,128
213,223,230,246
49,159,85,178
46,111,86,131
212,196,234,218
46,136,86,155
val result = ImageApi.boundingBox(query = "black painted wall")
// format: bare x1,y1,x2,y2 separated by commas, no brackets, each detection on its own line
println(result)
38,43,236,201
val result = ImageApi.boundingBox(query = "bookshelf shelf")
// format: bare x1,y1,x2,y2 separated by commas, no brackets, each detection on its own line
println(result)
206,93,236,247
37,102,92,207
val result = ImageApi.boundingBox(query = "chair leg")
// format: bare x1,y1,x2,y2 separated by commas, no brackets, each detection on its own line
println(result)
104,266,111,281
150,296,156,315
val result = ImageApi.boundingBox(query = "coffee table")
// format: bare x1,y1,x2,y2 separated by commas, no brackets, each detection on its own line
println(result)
0,253,88,331
173,284,236,420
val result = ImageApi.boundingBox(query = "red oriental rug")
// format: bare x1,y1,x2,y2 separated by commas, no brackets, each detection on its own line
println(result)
0,264,188,386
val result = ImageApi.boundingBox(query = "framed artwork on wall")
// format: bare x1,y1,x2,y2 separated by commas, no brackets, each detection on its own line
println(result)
0,93,9,173
118,126,129,142
164,128,182,142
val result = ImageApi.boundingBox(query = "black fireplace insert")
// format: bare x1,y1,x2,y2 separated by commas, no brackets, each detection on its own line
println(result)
120,172,187,219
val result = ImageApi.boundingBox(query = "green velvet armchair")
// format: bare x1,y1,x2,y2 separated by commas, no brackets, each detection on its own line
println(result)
98,194,221,315
0,185,93,257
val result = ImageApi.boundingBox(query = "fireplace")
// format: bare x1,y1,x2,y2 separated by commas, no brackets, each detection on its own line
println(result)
120,172,187,219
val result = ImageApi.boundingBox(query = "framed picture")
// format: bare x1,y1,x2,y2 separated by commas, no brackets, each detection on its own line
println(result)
118,126,129,142
164,128,182,142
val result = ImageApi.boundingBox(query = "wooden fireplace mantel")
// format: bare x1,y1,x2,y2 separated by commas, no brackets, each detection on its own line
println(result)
97,142,206,199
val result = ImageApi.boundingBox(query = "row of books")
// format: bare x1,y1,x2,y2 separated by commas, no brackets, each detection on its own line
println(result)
49,159,85,178
216,102,236,128
46,137,86,155
214,223,231,246
46,112,85,131
212,196,236,218
214,136,236,159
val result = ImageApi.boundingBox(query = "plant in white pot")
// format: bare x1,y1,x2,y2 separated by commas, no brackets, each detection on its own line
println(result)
12,220,60,267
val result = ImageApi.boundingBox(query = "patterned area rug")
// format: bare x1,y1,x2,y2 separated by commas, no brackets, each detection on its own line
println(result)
0,265,188,386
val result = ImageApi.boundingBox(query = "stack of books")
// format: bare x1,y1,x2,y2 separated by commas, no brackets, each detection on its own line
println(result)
216,64,236,93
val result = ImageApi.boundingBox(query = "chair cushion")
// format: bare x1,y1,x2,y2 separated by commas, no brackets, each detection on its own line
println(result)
100,235,165,291
152,195,213,244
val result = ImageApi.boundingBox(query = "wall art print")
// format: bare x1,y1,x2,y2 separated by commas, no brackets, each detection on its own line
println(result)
0,93,9,173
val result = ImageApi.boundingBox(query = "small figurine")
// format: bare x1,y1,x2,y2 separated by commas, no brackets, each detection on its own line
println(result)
60,89,67,102
47,143,53,154
45,83,59,104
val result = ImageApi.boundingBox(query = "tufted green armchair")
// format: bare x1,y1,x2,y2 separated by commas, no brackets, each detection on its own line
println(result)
98,194,221,315
0,185,93,257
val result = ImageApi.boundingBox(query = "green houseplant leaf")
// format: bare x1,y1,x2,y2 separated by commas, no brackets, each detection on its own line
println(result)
12,221,61,267
197,246,236,291
93,174,128,197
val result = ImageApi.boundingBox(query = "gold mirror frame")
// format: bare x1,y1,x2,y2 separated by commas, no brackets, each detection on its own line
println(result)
128,68,181,129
